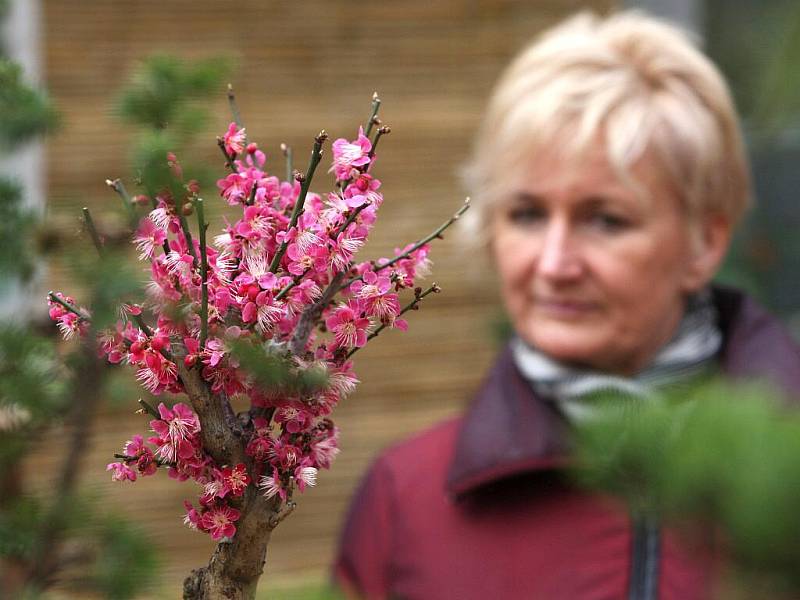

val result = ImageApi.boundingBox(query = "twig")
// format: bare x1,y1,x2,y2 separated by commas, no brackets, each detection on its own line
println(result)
268,500,297,528
81,207,104,255
346,283,441,359
105,178,137,224
331,202,370,240
196,198,209,348
364,92,381,138
137,398,160,419
274,267,311,302
132,313,153,338
178,211,199,265
281,143,293,183
269,131,328,273
368,125,390,160
338,198,470,293
114,453,175,468
217,138,238,173
47,292,89,321
227,83,243,127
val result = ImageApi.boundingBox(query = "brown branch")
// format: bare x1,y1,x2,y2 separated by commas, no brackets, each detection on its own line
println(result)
176,363,245,467
289,271,344,357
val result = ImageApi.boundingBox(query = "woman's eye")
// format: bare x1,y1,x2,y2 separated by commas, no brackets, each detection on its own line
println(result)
507,206,546,225
589,212,630,232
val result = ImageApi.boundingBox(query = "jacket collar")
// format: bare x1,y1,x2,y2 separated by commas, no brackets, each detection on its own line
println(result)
445,285,800,498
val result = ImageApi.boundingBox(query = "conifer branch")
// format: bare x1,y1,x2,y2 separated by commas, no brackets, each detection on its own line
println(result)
81,207,104,255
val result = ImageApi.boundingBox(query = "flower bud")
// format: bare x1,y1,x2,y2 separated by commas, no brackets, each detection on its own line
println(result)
182,202,194,216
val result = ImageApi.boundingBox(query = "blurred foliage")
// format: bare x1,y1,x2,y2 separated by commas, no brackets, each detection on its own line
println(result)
0,326,65,468
82,517,161,600
258,585,346,600
116,54,230,132
573,381,800,593
707,0,800,323
231,339,329,398
115,54,230,209
0,60,58,150
0,177,37,280
1,493,160,600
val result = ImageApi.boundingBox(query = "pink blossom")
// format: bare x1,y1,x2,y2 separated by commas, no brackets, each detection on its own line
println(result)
259,468,288,501
183,500,202,530
350,270,401,322
201,504,240,540
124,434,158,476
150,402,200,462
134,218,167,260
217,172,252,206
293,461,318,492
325,301,370,349
221,463,251,497
312,433,341,469
223,122,246,156
329,127,372,180
107,462,137,482
246,435,273,462
328,229,365,271
275,405,312,434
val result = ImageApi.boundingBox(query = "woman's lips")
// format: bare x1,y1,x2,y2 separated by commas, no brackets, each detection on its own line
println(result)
534,298,599,318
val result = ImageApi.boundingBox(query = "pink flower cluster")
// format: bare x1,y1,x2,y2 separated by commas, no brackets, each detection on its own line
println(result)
52,119,433,542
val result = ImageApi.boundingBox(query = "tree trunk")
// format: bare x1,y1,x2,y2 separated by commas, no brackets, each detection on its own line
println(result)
183,489,282,599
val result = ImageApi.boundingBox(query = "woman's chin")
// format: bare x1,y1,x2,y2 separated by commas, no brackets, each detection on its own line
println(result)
519,323,614,370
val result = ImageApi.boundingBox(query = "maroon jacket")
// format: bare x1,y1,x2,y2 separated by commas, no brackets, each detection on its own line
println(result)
334,287,800,600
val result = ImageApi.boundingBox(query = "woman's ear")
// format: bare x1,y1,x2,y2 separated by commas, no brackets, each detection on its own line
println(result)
681,213,732,293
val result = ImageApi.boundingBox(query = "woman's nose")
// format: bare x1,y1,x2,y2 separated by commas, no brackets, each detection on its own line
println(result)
538,219,582,280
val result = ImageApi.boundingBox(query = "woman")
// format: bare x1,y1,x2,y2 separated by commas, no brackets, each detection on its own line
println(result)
334,11,800,600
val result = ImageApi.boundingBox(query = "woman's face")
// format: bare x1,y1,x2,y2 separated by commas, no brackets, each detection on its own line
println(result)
491,147,723,375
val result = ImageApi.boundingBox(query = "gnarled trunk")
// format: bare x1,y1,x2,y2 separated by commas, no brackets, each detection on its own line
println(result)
183,488,283,599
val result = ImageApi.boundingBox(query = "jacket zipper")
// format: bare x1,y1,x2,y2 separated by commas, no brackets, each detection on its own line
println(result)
628,514,661,600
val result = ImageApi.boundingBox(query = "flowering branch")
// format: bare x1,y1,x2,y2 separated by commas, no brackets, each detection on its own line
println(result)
178,211,199,265
217,138,238,173
227,83,243,127
340,197,470,292
364,91,381,138
196,197,209,348
114,453,174,468
47,291,89,321
268,130,328,273
132,313,153,338
50,100,462,599
274,267,311,302
347,283,441,359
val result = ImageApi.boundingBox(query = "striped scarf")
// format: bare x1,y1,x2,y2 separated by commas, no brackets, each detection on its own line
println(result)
511,290,722,421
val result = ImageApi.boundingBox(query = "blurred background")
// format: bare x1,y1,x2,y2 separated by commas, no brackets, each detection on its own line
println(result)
3,0,799,597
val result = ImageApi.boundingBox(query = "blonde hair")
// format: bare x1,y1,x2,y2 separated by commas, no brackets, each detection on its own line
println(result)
462,10,751,245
